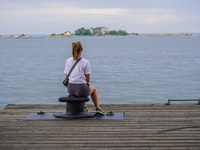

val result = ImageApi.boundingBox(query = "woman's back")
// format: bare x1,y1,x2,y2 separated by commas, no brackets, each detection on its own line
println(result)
64,57,91,84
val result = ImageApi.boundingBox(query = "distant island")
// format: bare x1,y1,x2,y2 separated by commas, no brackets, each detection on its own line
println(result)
0,27,198,39
0,34,44,39
49,27,135,38
48,27,195,37
146,33,190,37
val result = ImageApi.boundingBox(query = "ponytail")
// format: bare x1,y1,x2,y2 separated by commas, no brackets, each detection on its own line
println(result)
72,42,82,60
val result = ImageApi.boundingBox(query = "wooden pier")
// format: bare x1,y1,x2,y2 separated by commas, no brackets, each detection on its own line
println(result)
0,104,200,149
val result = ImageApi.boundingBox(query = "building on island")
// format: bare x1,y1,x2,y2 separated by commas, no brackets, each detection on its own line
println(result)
64,31,71,36
93,27,109,35
60,31,71,36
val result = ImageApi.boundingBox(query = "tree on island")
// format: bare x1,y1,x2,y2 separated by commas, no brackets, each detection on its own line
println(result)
75,27,92,35
50,33,56,36
109,30,128,36
19,34,26,37
119,30,129,36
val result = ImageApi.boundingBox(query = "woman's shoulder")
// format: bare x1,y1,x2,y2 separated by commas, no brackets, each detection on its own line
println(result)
66,57,89,64
68,57,73,60
81,58,90,64
66,57,74,62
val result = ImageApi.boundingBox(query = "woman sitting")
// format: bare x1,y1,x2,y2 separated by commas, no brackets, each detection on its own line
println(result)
64,42,104,114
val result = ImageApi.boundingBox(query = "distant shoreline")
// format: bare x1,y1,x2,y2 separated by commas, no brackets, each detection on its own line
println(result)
0,35,45,39
146,33,190,37
0,33,199,39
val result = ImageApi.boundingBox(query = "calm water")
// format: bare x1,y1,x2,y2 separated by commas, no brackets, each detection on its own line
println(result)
0,36,200,109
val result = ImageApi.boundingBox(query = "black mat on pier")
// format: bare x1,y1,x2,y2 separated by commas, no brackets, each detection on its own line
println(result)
24,112,124,120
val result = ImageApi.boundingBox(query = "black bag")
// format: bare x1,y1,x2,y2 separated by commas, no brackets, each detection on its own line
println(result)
63,58,82,87
62,77,69,87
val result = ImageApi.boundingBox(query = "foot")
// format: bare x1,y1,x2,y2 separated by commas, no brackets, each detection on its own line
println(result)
96,107,105,115
84,106,88,112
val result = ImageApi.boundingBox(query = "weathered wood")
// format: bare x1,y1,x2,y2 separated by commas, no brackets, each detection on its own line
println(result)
0,104,200,149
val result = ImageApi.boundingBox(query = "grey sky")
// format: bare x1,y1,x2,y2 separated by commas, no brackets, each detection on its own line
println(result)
0,0,199,34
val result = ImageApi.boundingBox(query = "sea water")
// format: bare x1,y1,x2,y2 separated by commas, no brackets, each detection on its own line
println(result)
0,36,200,109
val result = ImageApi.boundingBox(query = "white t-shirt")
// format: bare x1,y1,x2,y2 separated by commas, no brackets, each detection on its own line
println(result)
64,57,91,84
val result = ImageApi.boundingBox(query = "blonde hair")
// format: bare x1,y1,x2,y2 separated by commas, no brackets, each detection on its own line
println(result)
72,42,82,60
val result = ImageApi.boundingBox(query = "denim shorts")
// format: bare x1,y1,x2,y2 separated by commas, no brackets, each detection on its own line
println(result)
67,83,91,97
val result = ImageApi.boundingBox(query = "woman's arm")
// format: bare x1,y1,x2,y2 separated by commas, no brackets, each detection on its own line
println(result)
85,74,90,83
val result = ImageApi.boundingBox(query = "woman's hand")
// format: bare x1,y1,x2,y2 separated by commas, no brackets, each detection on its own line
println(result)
85,74,90,83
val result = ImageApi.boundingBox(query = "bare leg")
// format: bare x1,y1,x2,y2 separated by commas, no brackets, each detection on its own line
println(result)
89,85,100,108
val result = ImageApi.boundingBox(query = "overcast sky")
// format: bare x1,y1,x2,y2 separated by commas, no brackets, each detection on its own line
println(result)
0,0,200,35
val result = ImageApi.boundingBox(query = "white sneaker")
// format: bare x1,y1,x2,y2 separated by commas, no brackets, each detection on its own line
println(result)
96,107,105,115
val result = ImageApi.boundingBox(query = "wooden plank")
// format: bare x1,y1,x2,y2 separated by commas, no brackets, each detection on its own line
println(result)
0,104,200,149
